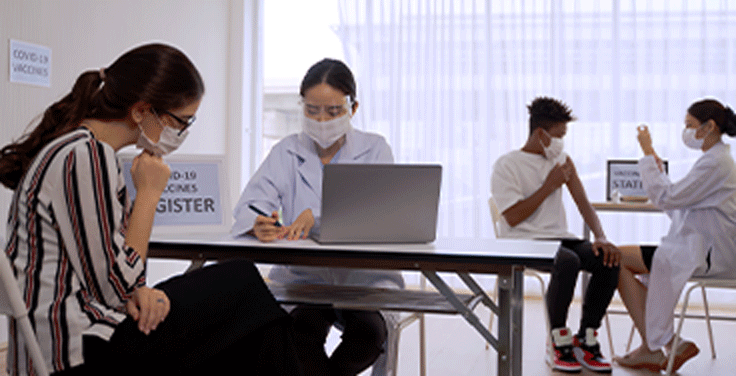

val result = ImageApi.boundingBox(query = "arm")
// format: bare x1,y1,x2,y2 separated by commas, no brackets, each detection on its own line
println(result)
232,144,290,240
564,158,605,240
501,159,572,227
54,142,147,308
126,152,170,261
566,158,621,267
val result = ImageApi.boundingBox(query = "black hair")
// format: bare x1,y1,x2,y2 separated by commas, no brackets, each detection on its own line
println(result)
299,58,357,103
0,43,205,190
687,99,736,137
527,96,576,133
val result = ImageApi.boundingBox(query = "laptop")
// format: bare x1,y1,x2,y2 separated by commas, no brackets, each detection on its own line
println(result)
311,164,442,244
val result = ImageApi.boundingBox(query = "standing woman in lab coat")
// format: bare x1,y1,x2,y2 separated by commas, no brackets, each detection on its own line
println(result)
232,58,403,376
613,98,736,373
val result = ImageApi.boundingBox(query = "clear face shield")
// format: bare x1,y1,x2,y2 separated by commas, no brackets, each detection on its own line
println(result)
300,95,353,120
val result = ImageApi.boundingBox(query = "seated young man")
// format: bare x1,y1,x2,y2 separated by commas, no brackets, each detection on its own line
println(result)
491,96,621,373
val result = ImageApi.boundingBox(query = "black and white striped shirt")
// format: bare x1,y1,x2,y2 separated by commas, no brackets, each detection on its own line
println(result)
5,128,146,374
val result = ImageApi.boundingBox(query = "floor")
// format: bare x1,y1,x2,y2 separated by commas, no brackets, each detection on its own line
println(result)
2,298,733,375
348,297,736,376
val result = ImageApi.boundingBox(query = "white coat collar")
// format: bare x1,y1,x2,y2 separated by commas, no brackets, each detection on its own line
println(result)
289,128,370,194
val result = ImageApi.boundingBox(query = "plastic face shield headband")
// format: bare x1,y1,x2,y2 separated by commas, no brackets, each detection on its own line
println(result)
301,95,352,118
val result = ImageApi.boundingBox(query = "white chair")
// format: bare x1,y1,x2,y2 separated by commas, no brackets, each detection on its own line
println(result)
487,197,550,348
612,278,728,369
662,277,736,375
0,236,50,376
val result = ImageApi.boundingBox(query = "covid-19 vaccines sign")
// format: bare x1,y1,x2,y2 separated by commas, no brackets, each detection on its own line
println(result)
122,158,224,226
10,39,51,87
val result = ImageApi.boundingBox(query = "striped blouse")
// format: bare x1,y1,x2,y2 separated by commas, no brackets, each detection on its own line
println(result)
4,128,146,374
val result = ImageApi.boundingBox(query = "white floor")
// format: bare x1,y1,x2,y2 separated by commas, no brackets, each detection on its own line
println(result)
341,297,736,376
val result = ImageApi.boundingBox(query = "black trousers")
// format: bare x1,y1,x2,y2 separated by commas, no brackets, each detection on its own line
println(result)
290,306,387,376
546,239,620,336
53,260,304,376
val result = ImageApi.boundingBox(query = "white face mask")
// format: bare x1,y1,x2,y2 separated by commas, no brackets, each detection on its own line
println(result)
682,128,704,150
302,113,352,149
543,136,564,160
136,124,189,156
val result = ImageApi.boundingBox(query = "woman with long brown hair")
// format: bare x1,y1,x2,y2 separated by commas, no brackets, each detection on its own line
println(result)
1,43,302,376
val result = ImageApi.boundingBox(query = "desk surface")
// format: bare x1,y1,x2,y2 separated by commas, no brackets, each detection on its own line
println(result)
592,201,660,212
148,234,559,274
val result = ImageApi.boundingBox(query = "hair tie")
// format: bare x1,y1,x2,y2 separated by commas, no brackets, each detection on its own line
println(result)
99,68,107,81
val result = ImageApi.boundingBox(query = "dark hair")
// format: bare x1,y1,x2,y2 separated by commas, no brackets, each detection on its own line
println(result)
0,43,205,190
299,58,357,103
527,96,576,133
687,99,736,137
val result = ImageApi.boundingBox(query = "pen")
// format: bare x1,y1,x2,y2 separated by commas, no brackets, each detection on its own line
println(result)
248,204,282,227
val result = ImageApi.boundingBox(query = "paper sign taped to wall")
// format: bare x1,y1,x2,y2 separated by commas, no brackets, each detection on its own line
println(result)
9,39,51,87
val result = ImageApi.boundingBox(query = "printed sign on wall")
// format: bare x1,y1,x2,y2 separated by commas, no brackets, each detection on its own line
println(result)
9,39,51,87
122,157,224,226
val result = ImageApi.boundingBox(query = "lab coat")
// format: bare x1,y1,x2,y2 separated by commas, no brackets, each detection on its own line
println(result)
640,142,736,349
232,128,405,288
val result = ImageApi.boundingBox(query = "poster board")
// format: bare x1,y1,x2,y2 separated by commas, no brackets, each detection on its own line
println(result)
120,154,230,234
606,159,668,201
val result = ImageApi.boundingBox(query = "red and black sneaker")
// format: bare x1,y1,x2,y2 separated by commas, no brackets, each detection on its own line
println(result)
572,328,612,373
546,327,582,373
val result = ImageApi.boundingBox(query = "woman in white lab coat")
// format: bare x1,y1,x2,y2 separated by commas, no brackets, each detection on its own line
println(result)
232,59,403,376
614,98,736,373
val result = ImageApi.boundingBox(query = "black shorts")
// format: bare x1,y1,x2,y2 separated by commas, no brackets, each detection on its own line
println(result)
641,245,657,271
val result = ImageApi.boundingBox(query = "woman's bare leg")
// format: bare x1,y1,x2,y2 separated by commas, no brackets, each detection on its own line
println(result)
616,245,653,353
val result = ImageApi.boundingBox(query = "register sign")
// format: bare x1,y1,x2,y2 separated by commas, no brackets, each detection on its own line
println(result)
122,157,224,226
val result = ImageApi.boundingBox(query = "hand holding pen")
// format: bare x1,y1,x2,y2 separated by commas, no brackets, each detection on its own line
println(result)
249,204,286,242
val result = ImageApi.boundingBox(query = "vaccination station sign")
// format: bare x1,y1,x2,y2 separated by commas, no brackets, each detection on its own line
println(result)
122,155,225,228
606,159,668,201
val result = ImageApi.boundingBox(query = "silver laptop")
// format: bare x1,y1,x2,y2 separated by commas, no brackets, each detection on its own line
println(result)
312,164,442,244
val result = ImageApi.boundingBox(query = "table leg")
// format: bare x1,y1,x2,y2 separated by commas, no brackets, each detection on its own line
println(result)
421,271,499,352
496,268,512,376
511,267,524,376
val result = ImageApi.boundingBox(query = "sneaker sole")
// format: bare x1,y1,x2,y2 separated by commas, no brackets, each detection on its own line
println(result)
572,347,612,373
546,356,582,373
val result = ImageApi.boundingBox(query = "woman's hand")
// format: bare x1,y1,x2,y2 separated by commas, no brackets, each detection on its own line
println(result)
284,209,315,240
130,152,170,195
636,125,665,172
126,286,170,335
636,125,656,156
253,211,287,242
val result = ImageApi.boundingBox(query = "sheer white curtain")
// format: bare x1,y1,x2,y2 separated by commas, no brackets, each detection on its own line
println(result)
335,0,736,246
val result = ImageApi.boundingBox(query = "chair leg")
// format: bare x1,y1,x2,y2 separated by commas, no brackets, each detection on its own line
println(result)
699,285,716,359
486,277,499,350
625,323,636,353
665,283,699,375
604,314,614,358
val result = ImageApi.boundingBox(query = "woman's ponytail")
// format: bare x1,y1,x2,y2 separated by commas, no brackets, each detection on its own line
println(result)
723,106,736,137
0,70,103,189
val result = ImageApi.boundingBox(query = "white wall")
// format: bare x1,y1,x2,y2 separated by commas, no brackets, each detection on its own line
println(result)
0,0,261,341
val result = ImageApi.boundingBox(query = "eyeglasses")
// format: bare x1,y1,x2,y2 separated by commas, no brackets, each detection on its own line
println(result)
300,96,353,118
152,108,196,135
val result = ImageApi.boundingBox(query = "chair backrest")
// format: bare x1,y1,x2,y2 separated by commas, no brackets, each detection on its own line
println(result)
488,197,502,238
0,235,51,376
